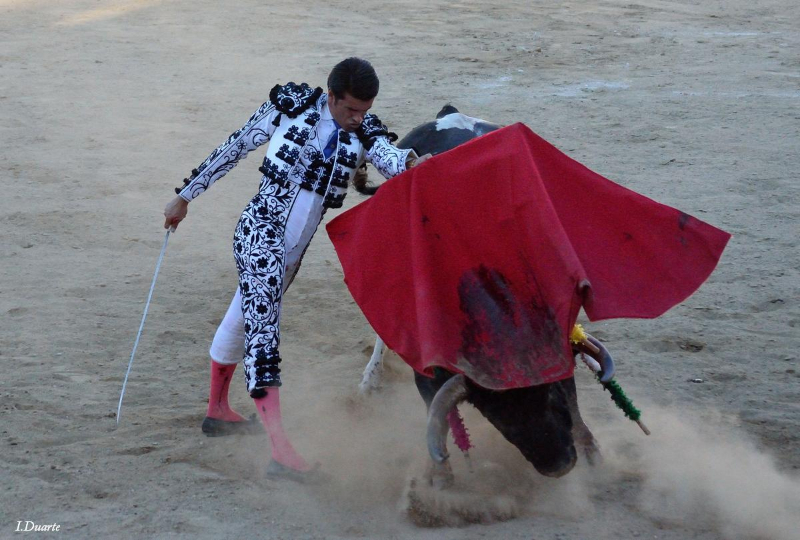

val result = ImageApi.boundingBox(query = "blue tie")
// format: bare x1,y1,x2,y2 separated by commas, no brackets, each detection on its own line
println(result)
323,120,341,160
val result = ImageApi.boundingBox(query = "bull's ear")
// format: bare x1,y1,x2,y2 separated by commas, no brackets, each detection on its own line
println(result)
436,104,459,118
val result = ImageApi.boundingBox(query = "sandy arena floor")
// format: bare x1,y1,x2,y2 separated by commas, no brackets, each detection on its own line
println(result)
1,0,799,538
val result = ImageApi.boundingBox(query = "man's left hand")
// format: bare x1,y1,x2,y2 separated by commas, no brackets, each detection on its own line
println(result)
408,153,432,168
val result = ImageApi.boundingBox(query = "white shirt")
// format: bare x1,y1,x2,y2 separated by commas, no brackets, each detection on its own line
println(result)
316,100,339,155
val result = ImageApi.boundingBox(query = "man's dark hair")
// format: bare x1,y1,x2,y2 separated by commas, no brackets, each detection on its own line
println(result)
327,57,380,101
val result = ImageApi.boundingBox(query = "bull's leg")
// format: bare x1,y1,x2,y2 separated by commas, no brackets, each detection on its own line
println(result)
359,335,385,394
560,377,602,466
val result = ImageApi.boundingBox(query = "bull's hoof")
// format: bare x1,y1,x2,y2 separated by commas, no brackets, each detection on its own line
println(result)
402,476,520,527
402,461,525,527
403,477,448,527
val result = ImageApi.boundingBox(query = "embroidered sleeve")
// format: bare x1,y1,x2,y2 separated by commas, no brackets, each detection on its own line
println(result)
176,101,279,201
367,136,415,179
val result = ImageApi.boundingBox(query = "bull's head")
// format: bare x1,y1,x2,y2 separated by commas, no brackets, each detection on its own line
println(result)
422,339,615,481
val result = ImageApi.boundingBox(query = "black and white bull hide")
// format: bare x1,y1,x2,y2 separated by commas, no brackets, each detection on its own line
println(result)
355,106,616,489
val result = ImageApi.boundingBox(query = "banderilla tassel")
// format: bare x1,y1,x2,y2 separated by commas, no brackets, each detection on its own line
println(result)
447,407,474,471
597,371,650,435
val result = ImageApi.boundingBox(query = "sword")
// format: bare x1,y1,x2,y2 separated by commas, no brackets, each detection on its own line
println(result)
116,226,175,425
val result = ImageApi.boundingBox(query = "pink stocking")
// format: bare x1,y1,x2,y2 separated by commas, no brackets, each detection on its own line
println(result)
253,389,310,471
206,361,246,422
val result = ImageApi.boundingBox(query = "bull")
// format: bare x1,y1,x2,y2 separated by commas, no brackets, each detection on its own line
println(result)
354,106,616,489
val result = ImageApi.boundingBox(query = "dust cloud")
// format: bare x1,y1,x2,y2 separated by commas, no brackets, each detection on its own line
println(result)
291,376,800,537
614,407,800,540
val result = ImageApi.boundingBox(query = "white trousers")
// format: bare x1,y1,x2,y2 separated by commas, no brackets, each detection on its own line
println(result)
209,187,324,365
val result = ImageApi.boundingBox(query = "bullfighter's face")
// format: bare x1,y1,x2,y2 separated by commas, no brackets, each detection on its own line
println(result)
327,91,374,132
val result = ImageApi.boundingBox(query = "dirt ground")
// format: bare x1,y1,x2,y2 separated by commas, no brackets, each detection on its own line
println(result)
1,0,799,538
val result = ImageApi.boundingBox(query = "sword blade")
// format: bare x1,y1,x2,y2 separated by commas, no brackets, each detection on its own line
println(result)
116,227,173,425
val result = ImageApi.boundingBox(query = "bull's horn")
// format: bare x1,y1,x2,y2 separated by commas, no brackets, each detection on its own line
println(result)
426,374,468,464
586,335,616,383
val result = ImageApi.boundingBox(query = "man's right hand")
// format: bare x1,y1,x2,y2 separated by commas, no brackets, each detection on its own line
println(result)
164,195,189,230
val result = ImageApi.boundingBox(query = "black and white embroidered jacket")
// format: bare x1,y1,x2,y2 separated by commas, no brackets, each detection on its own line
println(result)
177,82,414,209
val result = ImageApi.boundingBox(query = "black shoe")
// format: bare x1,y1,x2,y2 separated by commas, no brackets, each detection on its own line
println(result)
201,414,263,437
264,460,328,484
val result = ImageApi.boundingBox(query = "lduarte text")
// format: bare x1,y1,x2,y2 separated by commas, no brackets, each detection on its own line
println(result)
15,521,61,532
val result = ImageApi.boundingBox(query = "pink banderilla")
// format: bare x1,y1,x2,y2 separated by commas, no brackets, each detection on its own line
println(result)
447,407,473,454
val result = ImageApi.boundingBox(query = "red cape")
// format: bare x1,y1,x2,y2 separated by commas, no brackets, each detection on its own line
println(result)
327,123,730,389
